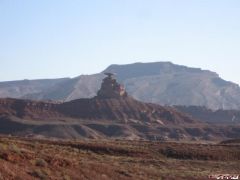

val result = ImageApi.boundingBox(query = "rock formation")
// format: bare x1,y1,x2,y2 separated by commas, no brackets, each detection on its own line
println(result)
97,73,127,99
0,73,239,141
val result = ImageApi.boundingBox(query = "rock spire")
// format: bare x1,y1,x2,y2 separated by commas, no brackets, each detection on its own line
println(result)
97,73,127,98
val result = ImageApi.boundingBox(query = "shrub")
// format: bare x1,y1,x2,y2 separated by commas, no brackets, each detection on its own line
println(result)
9,144,21,154
35,158,48,167
31,169,48,180
63,174,71,180
0,143,7,151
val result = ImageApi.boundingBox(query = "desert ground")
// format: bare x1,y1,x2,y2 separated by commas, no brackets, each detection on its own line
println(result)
0,136,239,180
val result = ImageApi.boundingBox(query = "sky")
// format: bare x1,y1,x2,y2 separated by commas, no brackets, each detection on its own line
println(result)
0,0,240,84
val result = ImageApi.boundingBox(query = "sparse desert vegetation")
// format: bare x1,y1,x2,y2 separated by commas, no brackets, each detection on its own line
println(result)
0,136,239,179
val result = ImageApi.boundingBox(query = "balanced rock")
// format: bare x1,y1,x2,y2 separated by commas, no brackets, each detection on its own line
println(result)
97,73,127,99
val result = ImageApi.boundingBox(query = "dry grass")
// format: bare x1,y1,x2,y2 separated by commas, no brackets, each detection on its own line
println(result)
0,136,238,179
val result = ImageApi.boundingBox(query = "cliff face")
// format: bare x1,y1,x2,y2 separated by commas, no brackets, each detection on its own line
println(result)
0,98,61,120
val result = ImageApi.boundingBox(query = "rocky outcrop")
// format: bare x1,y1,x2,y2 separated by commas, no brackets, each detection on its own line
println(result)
97,73,127,99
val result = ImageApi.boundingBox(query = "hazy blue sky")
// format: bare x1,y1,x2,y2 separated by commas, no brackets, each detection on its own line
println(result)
0,0,240,84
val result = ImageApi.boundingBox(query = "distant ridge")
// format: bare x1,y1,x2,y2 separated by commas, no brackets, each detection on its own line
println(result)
1,62,240,110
